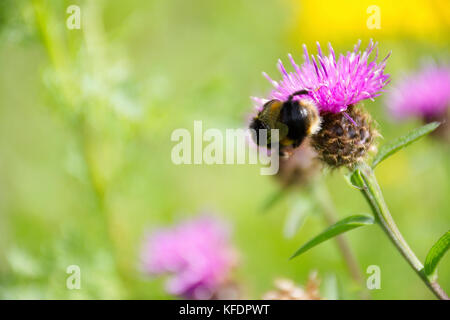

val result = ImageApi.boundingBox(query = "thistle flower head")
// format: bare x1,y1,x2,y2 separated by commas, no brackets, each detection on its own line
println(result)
311,105,378,168
141,217,237,299
253,40,391,114
387,64,450,120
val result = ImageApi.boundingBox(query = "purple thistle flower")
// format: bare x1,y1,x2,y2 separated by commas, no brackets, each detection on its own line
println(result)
141,217,237,299
253,40,391,114
387,64,450,120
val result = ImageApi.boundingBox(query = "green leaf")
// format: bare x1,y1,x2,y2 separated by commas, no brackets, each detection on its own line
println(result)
372,122,440,168
290,215,375,260
344,169,364,189
424,230,450,279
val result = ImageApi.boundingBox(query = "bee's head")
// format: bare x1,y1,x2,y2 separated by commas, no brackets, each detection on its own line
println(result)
249,117,271,146
249,99,285,146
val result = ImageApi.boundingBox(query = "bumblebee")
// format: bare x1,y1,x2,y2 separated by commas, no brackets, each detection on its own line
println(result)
249,90,321,157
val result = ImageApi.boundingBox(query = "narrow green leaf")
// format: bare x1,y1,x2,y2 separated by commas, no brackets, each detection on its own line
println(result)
372,122,440,168
424,230,450,278
344,169,364,189
290,215,374,260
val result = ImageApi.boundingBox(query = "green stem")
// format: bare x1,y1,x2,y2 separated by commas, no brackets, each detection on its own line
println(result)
354,163,448,300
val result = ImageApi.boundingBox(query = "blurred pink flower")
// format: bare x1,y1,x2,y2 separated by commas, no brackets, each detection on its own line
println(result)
253,40,390,114
387,64,450,120
141,217,237,299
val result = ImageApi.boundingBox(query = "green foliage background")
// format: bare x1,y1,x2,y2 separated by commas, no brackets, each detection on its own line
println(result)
0,0,448,299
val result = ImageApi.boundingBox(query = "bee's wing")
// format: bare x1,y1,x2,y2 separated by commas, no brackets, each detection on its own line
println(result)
259,100,283,124
262,99,283,112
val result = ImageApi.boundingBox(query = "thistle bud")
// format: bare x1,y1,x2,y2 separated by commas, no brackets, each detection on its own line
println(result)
311,105,378,168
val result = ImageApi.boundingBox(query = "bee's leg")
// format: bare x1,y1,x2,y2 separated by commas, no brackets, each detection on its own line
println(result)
279,149,293,158
278,142,294,158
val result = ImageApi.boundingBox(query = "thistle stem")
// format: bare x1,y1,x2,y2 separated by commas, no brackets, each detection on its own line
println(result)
355,163,448,300
312,181,370,300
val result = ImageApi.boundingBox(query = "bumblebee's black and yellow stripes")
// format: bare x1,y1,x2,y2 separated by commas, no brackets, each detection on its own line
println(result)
250,90,321,156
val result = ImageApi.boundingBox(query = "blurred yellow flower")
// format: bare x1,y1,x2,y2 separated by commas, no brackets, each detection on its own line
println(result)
289,0,450,44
